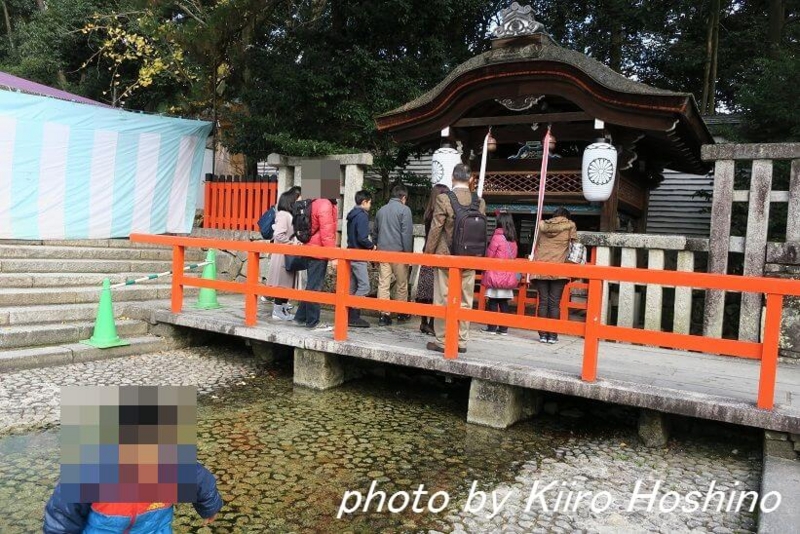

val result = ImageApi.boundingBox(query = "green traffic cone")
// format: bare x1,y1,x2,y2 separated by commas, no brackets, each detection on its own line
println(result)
194,249,222,310
81,278,129,349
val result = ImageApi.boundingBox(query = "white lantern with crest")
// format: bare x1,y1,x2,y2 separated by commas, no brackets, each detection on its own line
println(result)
431,145,462,189
581,139,618,201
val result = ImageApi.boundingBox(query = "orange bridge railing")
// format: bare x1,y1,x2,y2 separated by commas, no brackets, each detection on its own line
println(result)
130,234,800,411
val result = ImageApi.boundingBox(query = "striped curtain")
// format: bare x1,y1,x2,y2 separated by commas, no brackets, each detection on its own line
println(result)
0,91,212,239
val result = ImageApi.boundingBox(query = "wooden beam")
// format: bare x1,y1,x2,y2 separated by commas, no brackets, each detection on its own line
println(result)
491,122,596,143
454,112,592,128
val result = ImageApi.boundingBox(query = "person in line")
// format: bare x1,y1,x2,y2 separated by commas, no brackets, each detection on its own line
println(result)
43,462,222,533
265,188,302,320
482,212,519,335
424,164,486,354
346,190,375,328
374,184,414,326
416,184,450,336
532,206,577,343
294,196,338,330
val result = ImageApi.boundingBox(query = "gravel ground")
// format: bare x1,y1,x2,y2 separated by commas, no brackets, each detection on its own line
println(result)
0,346,259,436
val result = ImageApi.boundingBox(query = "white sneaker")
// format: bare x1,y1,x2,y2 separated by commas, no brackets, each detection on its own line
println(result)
271,304,290,321
281,305,295,321
312,323,333,331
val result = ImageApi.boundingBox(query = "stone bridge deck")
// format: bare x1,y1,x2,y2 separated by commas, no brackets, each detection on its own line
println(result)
131,295,800,434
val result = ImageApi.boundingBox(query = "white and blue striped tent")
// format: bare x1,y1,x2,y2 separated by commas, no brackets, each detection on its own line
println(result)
0,82,212,240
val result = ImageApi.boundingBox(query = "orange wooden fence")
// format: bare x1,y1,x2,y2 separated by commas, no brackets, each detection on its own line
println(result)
203,175,278,231
130,234,800,411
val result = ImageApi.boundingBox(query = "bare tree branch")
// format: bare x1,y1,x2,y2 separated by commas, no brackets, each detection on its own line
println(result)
178,3,207,26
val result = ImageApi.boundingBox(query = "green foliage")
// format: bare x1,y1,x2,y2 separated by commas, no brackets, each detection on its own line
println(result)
3,0,112,90
738,52,800,142
1,0,798,154
237,0,500,187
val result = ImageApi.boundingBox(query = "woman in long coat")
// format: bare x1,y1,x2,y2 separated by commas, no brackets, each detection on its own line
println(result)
266,189,301,320
532,206,577,343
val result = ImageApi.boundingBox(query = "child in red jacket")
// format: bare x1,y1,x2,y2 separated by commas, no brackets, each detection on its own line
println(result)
482,212,519,335
43,461,222,533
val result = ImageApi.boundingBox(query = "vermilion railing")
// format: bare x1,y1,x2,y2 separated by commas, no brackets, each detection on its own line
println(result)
203,175,278,231
130,234,800,411
475,249,594,317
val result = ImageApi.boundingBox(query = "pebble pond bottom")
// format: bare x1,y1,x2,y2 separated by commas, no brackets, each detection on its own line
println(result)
0,347,761,533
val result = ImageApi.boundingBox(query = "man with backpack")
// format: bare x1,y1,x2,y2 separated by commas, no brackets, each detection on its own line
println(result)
292,195,338,330
423,164,486,354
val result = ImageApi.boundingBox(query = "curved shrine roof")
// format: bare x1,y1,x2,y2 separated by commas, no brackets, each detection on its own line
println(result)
376,34,713,174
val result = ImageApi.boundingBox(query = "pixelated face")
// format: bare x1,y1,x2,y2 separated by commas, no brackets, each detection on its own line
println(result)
59,385,197,503
301,159,340,199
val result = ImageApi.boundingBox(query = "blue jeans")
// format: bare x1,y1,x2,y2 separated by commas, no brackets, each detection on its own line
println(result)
294,259,328,327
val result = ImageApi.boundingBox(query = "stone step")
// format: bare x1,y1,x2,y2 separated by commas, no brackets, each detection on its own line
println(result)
0,244,205,261
0,319,149,349
0,258,178,274
0,284,179,307
0,335,178,372
1,301,134,326
1,295,198,325
1,238,186,250
0,272,164,288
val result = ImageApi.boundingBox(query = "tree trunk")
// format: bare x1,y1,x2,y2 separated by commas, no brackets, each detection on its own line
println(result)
700,1,715,114
768,0,784,58
707,1,720,114
2,1,13,51
331,0,345,34
609,17,623,72
701,0,720,114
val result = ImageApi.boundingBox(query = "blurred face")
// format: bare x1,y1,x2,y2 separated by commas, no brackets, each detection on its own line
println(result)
361,199,372,210
548,138,556,151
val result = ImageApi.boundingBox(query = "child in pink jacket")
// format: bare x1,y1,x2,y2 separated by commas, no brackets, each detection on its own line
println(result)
482,212,519,335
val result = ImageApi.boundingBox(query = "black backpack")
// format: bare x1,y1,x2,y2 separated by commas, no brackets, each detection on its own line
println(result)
447,191,487,256
291,199,314,244
257,206,277,240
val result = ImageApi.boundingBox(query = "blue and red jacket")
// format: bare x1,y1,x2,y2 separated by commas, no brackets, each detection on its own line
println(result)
43,463,222,533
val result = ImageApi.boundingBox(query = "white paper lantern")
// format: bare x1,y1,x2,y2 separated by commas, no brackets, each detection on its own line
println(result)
431,147,462,189
582,140,618,201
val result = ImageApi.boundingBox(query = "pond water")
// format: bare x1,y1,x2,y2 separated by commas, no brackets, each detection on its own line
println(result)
0,353,761,533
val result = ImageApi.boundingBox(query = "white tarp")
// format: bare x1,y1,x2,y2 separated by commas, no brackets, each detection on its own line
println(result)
0,90,212,239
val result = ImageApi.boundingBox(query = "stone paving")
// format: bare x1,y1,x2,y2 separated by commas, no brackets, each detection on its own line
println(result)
0,344,762,533
0,345,259,436
440,435,760,534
